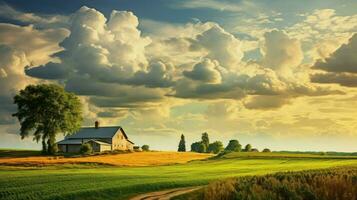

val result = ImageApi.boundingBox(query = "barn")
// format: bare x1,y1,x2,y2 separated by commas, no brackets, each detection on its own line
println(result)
57,121,134,153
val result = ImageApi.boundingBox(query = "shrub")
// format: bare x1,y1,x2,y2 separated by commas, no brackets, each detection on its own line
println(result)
263,148,271,152
80,143,92,155
141,145,150,151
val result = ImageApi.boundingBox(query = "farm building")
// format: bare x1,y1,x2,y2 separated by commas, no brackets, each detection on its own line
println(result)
57,121,134,153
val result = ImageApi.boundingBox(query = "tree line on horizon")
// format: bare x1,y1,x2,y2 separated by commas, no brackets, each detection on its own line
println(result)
178,132,271,154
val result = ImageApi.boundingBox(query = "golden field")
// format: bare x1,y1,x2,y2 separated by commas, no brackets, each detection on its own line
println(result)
0,151,212,167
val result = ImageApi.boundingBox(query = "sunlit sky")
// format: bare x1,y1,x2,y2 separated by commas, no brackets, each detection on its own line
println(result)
1,0,357,152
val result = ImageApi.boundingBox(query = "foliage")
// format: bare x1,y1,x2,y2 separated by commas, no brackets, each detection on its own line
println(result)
243,144,252,152
224,140,242,152
201,132,209,151
263,148,271,152
208,141,224,154
251,148,259,152
80,143,92,155
141,145,150,151
185,167,357,200
197,143,206,153
191,142,201,152
178,134,186,152
12,84,83,154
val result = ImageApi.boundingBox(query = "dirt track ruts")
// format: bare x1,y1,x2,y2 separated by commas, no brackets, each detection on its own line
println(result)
129,186,201,200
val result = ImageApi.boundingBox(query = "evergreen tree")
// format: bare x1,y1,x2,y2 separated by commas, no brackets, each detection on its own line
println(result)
178,134,186,152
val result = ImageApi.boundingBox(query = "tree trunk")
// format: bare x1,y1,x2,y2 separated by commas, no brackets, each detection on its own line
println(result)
41,140,47,155
47,136,57,155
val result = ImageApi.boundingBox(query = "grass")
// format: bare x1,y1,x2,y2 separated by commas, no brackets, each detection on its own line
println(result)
1,151,357,200
173,167,357,200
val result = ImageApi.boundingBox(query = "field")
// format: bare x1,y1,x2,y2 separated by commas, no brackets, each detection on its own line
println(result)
174,167,357,200
1,151,357,200
0,150,211,167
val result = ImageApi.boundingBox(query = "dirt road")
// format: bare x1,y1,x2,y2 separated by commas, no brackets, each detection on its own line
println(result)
129,186,201,200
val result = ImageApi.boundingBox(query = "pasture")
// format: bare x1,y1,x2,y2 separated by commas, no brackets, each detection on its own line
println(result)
1,151,357,200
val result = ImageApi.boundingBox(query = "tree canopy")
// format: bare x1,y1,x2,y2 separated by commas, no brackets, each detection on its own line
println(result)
208,141,224,154
225,140,242,152
13,84,83,154
142,145,150,151
178,134,186,152
244,144,252,152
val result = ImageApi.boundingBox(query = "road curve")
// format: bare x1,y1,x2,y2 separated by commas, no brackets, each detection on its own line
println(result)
129,186,201,200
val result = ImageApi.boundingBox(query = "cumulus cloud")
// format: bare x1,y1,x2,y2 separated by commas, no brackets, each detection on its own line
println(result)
193,24,244,69
314,33,357,73
183,59,222,83
0,45,33,124
312,33,357,87
261,30,303,75
0,23,69,65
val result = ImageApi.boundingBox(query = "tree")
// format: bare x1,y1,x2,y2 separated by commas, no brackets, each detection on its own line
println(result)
80,143,92,155
225,140,242,152
244,144,252,152
191,142,201,152
251,148,259,152
13,84,83,154
197,142,206,153
208,141,224,154
262,148,271,152
142,145,150,151
178,134,186,152
201,132,209,152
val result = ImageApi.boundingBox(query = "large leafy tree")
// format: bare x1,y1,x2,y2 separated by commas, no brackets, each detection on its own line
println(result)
178,134,186,152
13,84,83,154
225,140,242,152
208,141,224,154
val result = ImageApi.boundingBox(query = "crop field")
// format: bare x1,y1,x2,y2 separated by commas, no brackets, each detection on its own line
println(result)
1,151,357,200
0,151,211,167
175,167,357,200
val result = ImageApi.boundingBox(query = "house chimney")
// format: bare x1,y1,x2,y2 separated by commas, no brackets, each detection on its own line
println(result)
95,121,99,129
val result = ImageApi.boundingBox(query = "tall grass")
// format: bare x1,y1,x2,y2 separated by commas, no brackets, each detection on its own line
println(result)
186,167,357,200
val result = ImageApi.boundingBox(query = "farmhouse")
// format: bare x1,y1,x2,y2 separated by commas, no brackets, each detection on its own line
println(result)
57,121,134,153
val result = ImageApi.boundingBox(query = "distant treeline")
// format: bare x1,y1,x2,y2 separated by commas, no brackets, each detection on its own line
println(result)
275,151,357,156
179,132,270,154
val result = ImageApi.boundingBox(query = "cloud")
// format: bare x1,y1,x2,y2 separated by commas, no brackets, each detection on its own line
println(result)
261,30,303,75
311,33,357,87
244,95,292,110
183,59,222,83
0,23,69,65
174,0,254,12
0,3,68,27
0,45,34,124
193,24,244,69
314,33,357,73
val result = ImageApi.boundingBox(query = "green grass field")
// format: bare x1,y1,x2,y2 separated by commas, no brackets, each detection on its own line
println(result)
1,152,357,200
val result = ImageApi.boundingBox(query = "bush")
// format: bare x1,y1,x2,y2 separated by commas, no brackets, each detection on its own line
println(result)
80,143,92,155
262,148,271,152
141,145,150,151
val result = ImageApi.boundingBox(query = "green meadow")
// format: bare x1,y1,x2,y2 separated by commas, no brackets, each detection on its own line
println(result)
1,152,357,200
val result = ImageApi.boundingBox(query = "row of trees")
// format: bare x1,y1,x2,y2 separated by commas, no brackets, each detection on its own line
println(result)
178,132,271,154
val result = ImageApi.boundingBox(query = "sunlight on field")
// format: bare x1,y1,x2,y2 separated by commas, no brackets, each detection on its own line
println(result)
0,151,212,166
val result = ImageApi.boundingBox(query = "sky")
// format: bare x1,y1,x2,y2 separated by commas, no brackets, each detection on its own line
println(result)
1,0,357,152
